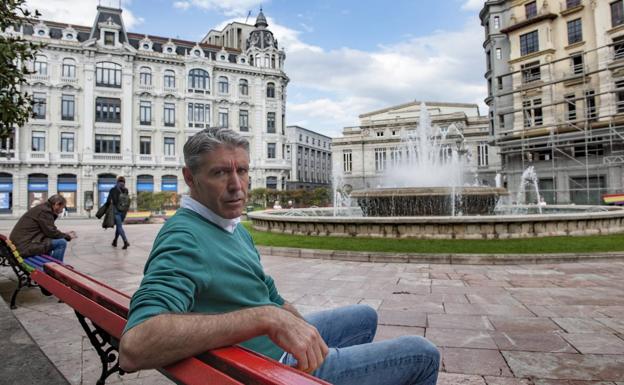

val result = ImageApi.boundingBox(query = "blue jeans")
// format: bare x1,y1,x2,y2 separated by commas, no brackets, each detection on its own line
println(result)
49,238,67,262
283,305,440,385
114,211,128,243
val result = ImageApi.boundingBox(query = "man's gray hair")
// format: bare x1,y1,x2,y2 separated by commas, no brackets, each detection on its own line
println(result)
183,128,249,174
48,194,67,206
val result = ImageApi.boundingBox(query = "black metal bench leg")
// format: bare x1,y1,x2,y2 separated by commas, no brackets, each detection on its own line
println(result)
10,275,30,309
75,311,124,385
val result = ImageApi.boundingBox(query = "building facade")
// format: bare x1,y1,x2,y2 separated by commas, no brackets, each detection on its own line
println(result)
285,125,332,190
332,101,500,191
481,0,624,204
0,6,289,216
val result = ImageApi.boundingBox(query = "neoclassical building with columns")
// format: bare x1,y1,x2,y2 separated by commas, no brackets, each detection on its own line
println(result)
0,5,290,216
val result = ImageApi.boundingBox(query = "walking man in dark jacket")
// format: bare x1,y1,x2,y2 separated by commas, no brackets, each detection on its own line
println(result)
106,176,130,249
10,194,77,262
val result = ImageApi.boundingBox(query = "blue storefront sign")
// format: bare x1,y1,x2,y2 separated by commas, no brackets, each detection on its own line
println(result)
0,183,12,192
58,183,78,191
28,183,48,191
98,179,117,207
162,181,177,192
137,183,154,192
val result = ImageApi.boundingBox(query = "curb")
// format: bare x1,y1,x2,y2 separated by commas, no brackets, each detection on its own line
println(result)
255,246,624,265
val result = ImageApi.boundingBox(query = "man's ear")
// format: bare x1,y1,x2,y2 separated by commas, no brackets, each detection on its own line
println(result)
182,167,194,189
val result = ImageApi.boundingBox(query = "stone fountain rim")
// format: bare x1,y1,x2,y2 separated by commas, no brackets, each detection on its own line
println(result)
349,186,509,197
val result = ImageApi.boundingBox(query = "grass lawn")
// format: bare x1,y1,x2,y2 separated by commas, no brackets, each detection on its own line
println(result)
242,222,624,254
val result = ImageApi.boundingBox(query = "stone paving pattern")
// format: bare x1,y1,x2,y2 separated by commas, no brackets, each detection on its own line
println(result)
1,219,624,384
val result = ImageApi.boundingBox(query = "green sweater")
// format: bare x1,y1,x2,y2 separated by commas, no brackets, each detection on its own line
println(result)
124,208,285,360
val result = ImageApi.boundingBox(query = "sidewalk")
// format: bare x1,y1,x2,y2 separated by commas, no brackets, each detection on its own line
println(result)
1,219,624,384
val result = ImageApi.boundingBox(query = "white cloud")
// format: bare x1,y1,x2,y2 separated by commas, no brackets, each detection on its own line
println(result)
461,0,485,11
170,0,267,16
25,0,144,29
279,19,488,137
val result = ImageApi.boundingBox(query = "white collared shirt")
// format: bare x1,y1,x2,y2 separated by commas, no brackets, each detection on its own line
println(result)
180,195,240,234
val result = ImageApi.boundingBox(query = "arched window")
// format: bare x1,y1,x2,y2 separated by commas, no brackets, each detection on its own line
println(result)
239,79,248,96
33,55,48,75
249,56,254,66
164,69,176,89
96,62,122,87
266,82,275,98
0,172,13,212
218,76,229,94
137,175,154,192
58,174,77,211
271,55,276,69
139,66,152,86
62,58,76,78
188,68,209,91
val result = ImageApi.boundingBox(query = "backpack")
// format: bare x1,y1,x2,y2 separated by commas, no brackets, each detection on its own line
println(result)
116,191,130,212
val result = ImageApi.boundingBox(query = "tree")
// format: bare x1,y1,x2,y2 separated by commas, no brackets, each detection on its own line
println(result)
0,1,40,139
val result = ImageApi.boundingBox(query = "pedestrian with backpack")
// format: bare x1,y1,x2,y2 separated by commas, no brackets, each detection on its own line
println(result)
106,176,131,249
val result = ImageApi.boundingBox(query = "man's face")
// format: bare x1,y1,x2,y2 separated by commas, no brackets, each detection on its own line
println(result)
52,202,65,215
183,145,249,219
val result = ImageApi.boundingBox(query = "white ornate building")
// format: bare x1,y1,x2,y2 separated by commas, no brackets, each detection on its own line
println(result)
0,5,289,216
332,101,501,191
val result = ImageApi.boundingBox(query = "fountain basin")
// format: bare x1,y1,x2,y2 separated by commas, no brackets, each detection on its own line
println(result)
248,205,624,240
351,187,508,216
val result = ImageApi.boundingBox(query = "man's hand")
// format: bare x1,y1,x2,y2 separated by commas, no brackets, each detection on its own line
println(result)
264,307,329,373
67,231,77,239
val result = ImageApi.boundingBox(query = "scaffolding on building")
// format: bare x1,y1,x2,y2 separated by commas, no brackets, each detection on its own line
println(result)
492,40,624,205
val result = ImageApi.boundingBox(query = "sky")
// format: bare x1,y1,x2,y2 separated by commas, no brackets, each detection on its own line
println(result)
25,0,488,138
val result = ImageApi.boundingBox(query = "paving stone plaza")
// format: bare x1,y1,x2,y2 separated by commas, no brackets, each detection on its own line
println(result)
1,218,624,384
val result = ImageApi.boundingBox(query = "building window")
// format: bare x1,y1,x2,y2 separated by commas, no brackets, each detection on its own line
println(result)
239,79,248,96
565,94,577,120
33,93,46,119
33,55,47,75
616,80,624,113
571,54,584,74
31,131,45,152
139,67,152,86
267,143,276,159
160,103,174,127
523,98,543,127
494,16,500,29
376,131,384,137
188,103,209,127
62,58,76,78
164,137,175,156
495,48,502,60
140,136,151,154
95,97,121,123
566,0,581,8
612,0,624,27
95,135,120,154
521,61,541,83
613,36,624,60
266,176,277,190
567,19,583,45
525,1,537,19
585,90,597,120
570,176,607,205
164,70,176,88
267,112,276,133
239,110,249,131
520,30,539,56
104,31,115,46
266,82,275,98
219,108,228,128
499,114,505,130
477,143,489,167
96,62,122,88
140,101,152,125
218,76,229,94
188,68,209,91
374,148,387,172
61,94,75,121
60,132,74,152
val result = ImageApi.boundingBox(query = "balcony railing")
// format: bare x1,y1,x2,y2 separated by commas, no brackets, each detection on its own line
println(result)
93,154,123,161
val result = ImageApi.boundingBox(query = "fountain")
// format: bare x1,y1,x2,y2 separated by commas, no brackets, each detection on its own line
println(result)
248,103,624,240
351,102,506,216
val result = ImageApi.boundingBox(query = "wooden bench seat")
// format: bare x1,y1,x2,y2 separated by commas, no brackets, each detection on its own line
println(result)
30,262,329,385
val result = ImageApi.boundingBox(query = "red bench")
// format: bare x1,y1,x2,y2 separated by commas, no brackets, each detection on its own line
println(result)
29,262,329,385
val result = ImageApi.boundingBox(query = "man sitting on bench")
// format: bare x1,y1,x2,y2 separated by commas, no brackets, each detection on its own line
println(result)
119,128,440,385
10,194,77,262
